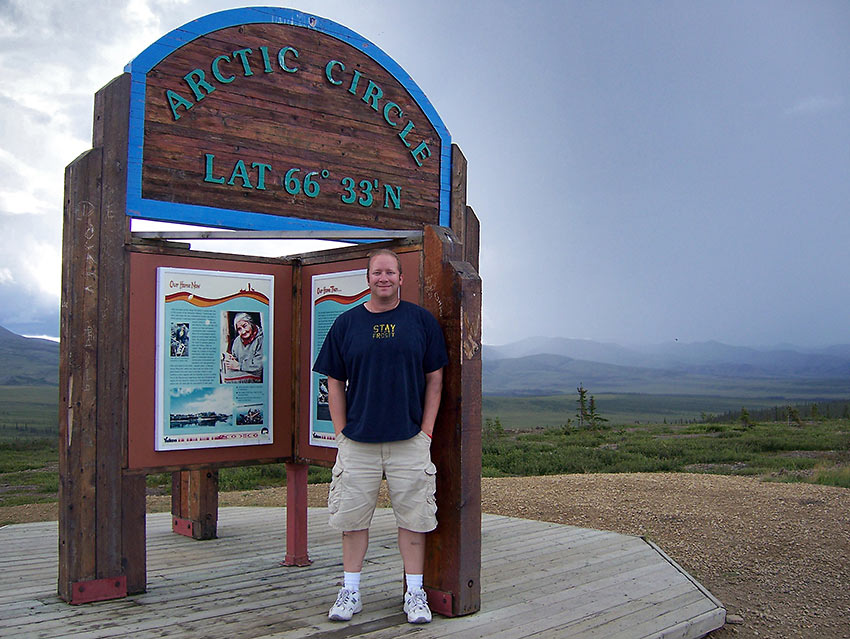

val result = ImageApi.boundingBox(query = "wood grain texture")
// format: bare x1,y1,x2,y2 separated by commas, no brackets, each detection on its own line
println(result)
94,73,132,583
450,144,468,245
141,23,443,230
59,148,103,601
4,509,725,638
422,225,482,617
172,470,220,540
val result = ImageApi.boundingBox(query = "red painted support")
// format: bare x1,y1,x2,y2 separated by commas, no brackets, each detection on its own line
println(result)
172,517,195,538
283,462,312,566
70,576,127,605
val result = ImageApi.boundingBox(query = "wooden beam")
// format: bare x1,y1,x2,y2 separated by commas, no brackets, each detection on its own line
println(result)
283,463,311,566
59,148,103,602
122,474,147,594
422,225,482,617
59,73,141,603
464,206,480,273
450,145,468,246
95,72,132,583
171,470,219,540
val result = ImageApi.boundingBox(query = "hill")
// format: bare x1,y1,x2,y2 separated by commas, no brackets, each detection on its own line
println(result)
0,325,59,385
3,323,849,399
483,337,850,398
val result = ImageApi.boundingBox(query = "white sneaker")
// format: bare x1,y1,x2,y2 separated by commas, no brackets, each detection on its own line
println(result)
403,588,432,624
328,587,362,621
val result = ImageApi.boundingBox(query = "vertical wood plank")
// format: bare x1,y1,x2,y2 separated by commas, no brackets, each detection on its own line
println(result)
422,225,482,617
464,206,480,273
58,159,74,601
171,470,219,539
94,73,132,580
58,148,103,600
191,470,219,540
450,145,468,246
290,260,302,460
122,473,147,594
284,463,311,566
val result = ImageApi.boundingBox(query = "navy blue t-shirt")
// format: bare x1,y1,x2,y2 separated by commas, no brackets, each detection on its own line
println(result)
313,301,448,443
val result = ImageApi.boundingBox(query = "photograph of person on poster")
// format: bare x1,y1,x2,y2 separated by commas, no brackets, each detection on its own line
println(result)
222,311,264,383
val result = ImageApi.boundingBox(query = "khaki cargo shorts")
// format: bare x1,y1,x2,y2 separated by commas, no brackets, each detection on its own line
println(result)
328,431,437,533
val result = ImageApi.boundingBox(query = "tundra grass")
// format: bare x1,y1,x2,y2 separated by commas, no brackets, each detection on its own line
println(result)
2,387,848,508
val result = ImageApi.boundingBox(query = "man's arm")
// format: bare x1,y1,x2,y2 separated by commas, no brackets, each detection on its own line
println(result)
420,368,443,438
326,376,347,437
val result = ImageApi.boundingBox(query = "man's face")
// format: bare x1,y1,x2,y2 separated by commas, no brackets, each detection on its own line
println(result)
367,254,403,302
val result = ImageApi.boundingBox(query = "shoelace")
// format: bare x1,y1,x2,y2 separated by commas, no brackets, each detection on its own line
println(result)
407,590,428,611
335,589,355,607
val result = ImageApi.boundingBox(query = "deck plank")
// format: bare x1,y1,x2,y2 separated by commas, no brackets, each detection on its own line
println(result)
0,507,725,638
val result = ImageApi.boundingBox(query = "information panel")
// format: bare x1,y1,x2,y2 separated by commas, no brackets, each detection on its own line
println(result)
155,267,274,451
309,269,369,447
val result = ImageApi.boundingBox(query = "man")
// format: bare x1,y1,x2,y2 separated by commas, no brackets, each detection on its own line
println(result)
313,248,448,624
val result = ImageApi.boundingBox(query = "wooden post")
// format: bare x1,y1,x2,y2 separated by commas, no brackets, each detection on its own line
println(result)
59,73,141,603
283,462,312,566
171,470,219,540
422,225,482,617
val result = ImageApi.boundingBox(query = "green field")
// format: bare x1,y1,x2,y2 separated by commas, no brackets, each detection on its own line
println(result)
484,393,798,427
481,417,850,488
1,386,847,517
0,385,58,439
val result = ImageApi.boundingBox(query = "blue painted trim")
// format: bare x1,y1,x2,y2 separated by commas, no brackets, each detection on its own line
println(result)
127,199,389,234
124,7,451,230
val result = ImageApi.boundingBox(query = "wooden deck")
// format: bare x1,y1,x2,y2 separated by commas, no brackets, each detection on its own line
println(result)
0,508,725,638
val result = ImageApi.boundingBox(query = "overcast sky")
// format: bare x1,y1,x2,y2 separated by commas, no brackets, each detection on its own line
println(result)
1,0,848,347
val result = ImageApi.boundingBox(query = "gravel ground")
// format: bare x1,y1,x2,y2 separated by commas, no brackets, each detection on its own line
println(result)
3,473,848,638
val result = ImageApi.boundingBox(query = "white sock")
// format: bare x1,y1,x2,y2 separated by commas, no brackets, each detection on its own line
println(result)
405,573,424,593
343,571,360,593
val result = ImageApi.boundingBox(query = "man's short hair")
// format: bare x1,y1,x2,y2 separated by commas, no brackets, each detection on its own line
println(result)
366,248,402,275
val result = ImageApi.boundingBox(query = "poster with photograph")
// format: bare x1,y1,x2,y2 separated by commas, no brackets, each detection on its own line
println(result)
155,267,274,451
310,269,369,447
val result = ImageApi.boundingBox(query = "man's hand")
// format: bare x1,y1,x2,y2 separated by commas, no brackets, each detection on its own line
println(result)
327,376,348,436
420,368,443,438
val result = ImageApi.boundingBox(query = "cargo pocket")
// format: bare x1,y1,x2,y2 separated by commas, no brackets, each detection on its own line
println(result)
424,461,437,518
328,464,345,515
328,432,348,514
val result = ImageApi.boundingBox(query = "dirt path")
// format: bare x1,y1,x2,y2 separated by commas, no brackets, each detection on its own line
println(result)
3,473,848,638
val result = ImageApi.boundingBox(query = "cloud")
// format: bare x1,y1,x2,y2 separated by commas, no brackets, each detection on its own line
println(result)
784,96,844,116
0,209,61,336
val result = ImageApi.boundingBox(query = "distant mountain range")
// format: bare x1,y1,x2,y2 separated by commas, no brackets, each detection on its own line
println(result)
0,325,60,385
2,325,848,399
484,337,850,397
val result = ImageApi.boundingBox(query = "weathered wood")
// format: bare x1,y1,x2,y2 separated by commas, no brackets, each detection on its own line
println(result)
450,144,468,245
58,148,103,601
139,22,444,230
60,74,141,603
4,509,725,639
171,470,219,540
464,206,480,272
283,463,311,566
422,224,482,617
122,473,147,594
94,72,132,582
